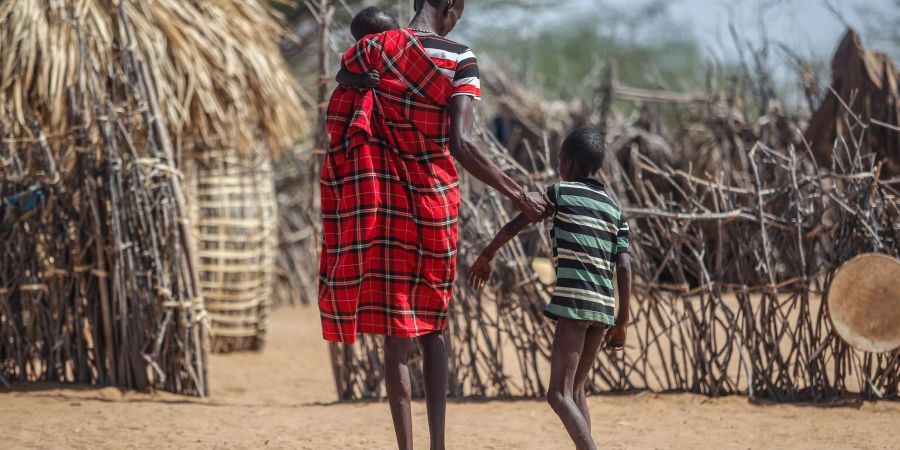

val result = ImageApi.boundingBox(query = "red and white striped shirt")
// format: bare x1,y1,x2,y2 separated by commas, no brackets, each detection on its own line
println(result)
413,30,481,100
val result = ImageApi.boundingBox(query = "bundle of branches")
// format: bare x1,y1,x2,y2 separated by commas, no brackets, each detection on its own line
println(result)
0,2,211,394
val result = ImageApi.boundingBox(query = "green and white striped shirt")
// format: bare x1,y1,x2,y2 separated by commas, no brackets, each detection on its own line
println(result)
543,178,629,325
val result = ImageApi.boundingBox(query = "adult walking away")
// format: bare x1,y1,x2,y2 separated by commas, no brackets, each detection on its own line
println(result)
319,0,546,449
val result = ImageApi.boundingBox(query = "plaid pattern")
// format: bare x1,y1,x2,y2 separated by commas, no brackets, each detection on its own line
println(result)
319,29,459,343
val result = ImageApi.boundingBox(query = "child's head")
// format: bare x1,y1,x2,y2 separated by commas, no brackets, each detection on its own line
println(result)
558,127,606,181
350,6,400,41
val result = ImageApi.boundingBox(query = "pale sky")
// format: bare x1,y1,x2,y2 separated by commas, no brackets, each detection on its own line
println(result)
645,0,873,60
458,0,891,61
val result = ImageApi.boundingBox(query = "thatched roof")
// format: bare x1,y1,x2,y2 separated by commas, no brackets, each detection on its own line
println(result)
0,0,307,153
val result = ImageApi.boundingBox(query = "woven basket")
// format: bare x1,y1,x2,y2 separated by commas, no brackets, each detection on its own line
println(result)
186,147,277,352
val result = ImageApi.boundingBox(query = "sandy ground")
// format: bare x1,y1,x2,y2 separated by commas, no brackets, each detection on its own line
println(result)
2,307,899,449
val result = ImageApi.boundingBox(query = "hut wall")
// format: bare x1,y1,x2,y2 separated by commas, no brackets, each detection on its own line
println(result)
2,0,304,392
186,147,277,352
0,3,209,395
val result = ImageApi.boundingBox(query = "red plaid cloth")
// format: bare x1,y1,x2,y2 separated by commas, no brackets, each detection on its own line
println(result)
318,29,459,343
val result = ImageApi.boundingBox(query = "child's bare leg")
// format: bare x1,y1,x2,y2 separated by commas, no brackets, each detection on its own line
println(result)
547,318,596,450
418,330,447,450
572,325,609,433
384,336,414,450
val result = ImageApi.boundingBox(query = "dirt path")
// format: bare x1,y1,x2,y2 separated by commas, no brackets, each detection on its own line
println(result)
2,307,898,449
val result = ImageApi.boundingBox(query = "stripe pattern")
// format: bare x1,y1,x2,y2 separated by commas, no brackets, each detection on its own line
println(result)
319,29,460,343
543,178,629,325
414,31,481,99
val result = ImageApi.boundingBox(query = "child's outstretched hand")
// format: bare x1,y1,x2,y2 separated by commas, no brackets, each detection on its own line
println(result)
468,254,493,290
604,324,627,352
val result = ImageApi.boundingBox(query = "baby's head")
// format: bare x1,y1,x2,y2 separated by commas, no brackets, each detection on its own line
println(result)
350,6,400,41
558,127,606,181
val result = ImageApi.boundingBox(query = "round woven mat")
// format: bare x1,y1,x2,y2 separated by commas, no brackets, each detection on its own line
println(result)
828,253,900,353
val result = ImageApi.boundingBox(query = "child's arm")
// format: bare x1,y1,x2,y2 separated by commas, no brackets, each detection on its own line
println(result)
605,252,632,350
467,213,530,290
335,67,380,89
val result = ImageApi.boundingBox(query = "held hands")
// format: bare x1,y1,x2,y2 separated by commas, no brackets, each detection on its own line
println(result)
515,191,548,223
604,323,627,352
467,254,493,291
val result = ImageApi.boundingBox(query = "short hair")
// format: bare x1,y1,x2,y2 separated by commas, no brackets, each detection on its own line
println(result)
561,127,606,176
350,7,400,41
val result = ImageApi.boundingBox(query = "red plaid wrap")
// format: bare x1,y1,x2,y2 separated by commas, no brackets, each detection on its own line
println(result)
319,29,459,343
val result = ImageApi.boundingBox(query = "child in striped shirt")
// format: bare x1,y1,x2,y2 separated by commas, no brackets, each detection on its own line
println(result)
469,127,632,450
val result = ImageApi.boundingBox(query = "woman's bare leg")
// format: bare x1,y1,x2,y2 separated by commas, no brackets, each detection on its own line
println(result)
418,330,448,450
547,318,596,450
384,336,414,450
572,325,609,433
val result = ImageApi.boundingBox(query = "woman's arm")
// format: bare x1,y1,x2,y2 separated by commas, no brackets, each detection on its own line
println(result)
449,95,546,222
467,213,530,290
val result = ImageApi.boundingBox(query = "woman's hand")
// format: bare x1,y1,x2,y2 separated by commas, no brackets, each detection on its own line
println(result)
468,254,493,290
515,191,548,223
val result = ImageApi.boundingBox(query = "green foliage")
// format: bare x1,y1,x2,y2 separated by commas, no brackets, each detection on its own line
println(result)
470,5,706,99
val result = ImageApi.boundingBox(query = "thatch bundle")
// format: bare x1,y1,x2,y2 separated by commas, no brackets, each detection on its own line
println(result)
1,0,305,393
0,0,307,154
